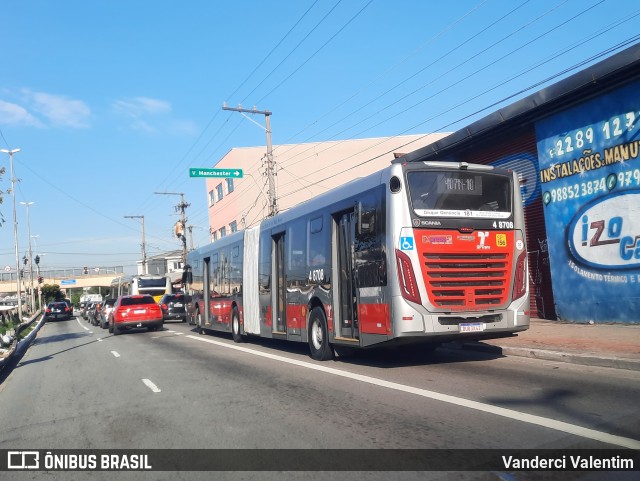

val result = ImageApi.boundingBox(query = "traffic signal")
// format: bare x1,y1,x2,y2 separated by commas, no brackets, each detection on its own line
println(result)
38,275,43,284
35,255,40,265
83,266,88,275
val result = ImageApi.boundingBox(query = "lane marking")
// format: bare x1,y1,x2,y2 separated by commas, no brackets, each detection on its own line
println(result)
186,334,640,450
76,318,90,331
111,351,120,358
142,378,161,393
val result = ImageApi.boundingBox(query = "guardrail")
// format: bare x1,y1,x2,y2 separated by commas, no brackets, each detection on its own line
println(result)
0,266,126,282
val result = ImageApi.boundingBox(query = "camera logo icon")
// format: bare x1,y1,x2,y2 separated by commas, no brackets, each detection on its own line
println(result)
8,451,40,469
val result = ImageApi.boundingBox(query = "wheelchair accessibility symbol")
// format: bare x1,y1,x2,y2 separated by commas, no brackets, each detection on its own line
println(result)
400,237,414,251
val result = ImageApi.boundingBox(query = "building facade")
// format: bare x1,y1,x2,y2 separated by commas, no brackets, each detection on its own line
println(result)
402,44,640,323
137,250,183,282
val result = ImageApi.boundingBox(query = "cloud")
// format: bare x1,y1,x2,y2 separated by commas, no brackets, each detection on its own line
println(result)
21,89,91,128
30,91,91,128
113,97,194,135
0,99,44,127
113,97,172,117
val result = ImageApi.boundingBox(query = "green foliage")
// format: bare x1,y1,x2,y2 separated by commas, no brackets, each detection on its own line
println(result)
41,284,63,305
71,292,81,305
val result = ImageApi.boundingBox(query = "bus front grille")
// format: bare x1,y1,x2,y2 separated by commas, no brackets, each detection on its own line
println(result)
422,252,511,310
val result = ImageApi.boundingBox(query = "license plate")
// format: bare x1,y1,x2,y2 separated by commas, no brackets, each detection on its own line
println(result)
174,303,183,307
134,309,145,314
460,322,484,332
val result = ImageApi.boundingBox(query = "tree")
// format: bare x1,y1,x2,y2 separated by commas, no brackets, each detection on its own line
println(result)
41,284,63,305
71,292,81,306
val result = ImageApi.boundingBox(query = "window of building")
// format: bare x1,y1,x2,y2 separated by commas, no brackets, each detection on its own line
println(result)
230,220,237,233
216,183,224,202
211,231,218,242
226,178,234,194
209,189,215,206
219,226,226,238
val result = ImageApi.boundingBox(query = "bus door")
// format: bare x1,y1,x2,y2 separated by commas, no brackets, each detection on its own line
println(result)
335,210,359,340
272,232,287,335
202,256,211,328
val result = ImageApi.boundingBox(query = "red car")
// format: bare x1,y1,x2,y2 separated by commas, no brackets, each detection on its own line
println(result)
108,295,163,335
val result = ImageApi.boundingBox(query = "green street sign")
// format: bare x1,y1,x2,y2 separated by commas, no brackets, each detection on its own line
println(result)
189,168,244,178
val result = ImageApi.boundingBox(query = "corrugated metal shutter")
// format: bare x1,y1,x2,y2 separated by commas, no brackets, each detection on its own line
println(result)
454,126,556,319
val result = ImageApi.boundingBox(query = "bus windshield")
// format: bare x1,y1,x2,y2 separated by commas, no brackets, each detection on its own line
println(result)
407,170,512,219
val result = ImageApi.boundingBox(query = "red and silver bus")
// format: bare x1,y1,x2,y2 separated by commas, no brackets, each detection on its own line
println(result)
185,160,530,360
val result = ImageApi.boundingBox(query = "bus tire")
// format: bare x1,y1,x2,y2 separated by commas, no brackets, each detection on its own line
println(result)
231,308,243,343
195,309,205,335
308,307,333,361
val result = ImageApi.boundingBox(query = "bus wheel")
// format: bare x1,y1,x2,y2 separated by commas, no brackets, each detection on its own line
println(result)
195,309,205,335
231,308,243,343
308,307,333,361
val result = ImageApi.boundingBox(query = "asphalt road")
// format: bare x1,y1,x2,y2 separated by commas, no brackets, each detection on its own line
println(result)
1,314,639,481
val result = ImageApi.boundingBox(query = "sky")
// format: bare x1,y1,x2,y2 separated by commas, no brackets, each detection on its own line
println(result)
1,0,639,277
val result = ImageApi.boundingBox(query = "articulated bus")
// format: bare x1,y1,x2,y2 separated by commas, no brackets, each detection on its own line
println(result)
184,160,530,360
110,274,172,303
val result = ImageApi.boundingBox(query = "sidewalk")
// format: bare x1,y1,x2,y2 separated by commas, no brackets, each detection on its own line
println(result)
454,318,640,371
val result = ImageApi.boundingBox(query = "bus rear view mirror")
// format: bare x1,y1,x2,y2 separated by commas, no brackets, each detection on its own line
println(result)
182,267,192,285
357,201,376,235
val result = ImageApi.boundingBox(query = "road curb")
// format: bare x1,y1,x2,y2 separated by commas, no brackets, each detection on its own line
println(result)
450,341,640,371
0,315,46,369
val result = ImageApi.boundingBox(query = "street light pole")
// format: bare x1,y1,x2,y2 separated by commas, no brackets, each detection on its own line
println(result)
1,148,23,323
124,215,147,274
20,201,35,313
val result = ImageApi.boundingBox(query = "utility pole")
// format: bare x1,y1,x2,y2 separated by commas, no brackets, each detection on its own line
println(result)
20,201,35,313
154,192,189,266
124,215,147,274
1,148,23,324
222,103,277,217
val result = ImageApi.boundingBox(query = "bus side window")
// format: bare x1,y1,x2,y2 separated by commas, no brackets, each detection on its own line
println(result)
355,187,386,287
259,231,271,292
287,219,307,287
307,215,328,268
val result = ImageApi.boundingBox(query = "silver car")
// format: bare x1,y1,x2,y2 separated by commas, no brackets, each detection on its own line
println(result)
98,298,116,329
